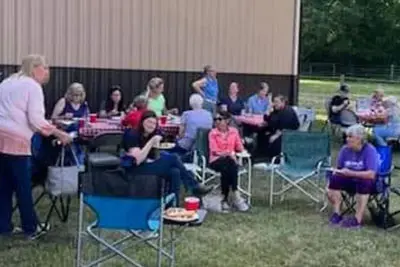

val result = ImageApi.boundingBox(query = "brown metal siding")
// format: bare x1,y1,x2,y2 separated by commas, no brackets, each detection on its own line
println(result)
0,0,297,75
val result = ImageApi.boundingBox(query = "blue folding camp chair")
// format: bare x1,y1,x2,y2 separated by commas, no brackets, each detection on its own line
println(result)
76,168,178,267
340,146,400,229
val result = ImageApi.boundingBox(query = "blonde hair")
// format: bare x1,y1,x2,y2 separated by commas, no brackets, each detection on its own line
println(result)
144,77,164,97
11,54,47,78
65,82,86,103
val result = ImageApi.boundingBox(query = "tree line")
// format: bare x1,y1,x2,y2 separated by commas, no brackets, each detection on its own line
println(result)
301,0,400,65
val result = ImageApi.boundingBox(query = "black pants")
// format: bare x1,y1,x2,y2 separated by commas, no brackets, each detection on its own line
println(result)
209,157,238,199
257,133,282,159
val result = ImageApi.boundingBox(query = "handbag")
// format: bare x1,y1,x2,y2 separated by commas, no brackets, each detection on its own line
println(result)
46,145,80,196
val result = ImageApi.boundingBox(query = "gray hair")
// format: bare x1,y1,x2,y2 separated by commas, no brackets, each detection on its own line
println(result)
345,124,367,141
65,82,86,103
133,95,148,106
10,54,47,79
189,93,204,109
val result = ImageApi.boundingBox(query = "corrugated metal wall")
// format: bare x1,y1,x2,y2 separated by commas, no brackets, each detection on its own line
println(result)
0,0,297,75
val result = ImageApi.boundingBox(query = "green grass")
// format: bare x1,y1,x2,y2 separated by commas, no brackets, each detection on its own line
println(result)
1,79,400,267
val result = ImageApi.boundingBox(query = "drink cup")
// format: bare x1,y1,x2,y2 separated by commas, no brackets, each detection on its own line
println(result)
89,113,97,123
184,197,200,211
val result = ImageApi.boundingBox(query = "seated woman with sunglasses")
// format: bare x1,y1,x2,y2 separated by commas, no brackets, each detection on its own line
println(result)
121,110,213,204
208,111,249,212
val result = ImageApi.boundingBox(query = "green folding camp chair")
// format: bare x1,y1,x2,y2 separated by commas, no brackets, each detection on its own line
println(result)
269,130,330,209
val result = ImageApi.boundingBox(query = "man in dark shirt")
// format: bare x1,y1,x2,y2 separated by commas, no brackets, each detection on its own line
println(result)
256,95,300,158
329,84,351,125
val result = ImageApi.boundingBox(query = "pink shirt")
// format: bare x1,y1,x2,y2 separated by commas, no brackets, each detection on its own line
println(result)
208,127,244,163
0,75,54,155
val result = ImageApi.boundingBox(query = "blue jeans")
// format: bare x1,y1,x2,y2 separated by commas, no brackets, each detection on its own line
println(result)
373,125,398,146
0,153,38,235
126,152,199,204
203,100,216,115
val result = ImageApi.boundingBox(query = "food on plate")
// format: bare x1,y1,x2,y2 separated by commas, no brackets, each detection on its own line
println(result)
156,142,175,149
165,208,196,219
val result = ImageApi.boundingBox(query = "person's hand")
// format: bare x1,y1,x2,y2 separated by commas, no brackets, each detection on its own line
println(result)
269,134,279,143
109,109,119,116
151,135,163,147
229,152,238,163
58,132,73,145
169,108,179,115
65,113,73,119
333,168,352,177
344,99,350,107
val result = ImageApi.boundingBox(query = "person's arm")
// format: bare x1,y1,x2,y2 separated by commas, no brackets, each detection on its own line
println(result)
28,85,71,144
192,77,207,96
178,112,188,138
51,98,66,119
98,101,107,118
331,97,349,113
234,130,244,152
124,131,161,165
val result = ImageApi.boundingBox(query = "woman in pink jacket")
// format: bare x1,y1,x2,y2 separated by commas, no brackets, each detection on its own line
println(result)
0,55,71,240
208,111,249,212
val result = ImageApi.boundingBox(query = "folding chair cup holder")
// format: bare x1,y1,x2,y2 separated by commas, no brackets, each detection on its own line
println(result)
76,167,207,267
269,131,331,210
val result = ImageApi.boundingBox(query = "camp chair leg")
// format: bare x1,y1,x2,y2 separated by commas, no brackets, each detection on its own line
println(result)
169,227,176,267
269,169,274,207
75,194,85,267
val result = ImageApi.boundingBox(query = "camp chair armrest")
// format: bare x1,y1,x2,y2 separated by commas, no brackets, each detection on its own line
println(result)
147,193,176,230
271,154,283,165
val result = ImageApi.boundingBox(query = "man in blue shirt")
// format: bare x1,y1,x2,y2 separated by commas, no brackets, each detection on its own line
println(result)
246,82,271,114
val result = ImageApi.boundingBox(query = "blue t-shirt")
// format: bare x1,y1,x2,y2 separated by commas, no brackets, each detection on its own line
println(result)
203,76,219,102
219,96,245,116
247,94,269,114
177,109,213,150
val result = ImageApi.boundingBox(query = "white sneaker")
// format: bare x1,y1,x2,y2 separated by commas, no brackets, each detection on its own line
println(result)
221,200,231,213
27,223,51,240
231,191,250,212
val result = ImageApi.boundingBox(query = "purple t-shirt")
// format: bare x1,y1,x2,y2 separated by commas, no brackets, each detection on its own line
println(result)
336,143,379,172
177,109,213,150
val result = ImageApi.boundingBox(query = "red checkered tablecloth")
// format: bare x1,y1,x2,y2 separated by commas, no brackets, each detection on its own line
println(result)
234,115,264,127
160,123,180,137
79,121,124,139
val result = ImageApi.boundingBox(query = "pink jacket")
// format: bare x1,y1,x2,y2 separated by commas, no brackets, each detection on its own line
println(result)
208,127,244,163
0,75,54,155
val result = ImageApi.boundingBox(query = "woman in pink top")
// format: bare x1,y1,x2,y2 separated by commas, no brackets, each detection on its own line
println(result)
0,55,71,239
208,111,249,212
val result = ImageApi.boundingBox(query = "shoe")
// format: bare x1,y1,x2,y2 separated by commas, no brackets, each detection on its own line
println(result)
329,213,343,226
26,223,51,240
231,191,250,212
340,216,361,229
221,200,231,213
192,184,215,196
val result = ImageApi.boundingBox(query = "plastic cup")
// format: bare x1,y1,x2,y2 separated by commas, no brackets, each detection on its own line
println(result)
184,197,200,211
89,113,97,123
159,116,167,125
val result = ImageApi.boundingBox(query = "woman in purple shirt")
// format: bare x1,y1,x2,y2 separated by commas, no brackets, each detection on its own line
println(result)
327,124,379,229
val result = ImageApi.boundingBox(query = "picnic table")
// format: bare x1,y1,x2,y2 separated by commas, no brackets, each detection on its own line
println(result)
356,110,388,125
234,114,265,127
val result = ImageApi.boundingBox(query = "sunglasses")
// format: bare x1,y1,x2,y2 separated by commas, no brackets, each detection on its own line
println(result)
214,117,227,121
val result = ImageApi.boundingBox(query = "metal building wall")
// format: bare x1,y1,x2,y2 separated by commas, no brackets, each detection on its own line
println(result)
0,0,300,113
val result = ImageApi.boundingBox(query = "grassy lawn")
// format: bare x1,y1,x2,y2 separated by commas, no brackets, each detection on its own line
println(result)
1,79,400,267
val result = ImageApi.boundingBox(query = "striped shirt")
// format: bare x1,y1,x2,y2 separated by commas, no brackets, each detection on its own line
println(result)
0,75,54,155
